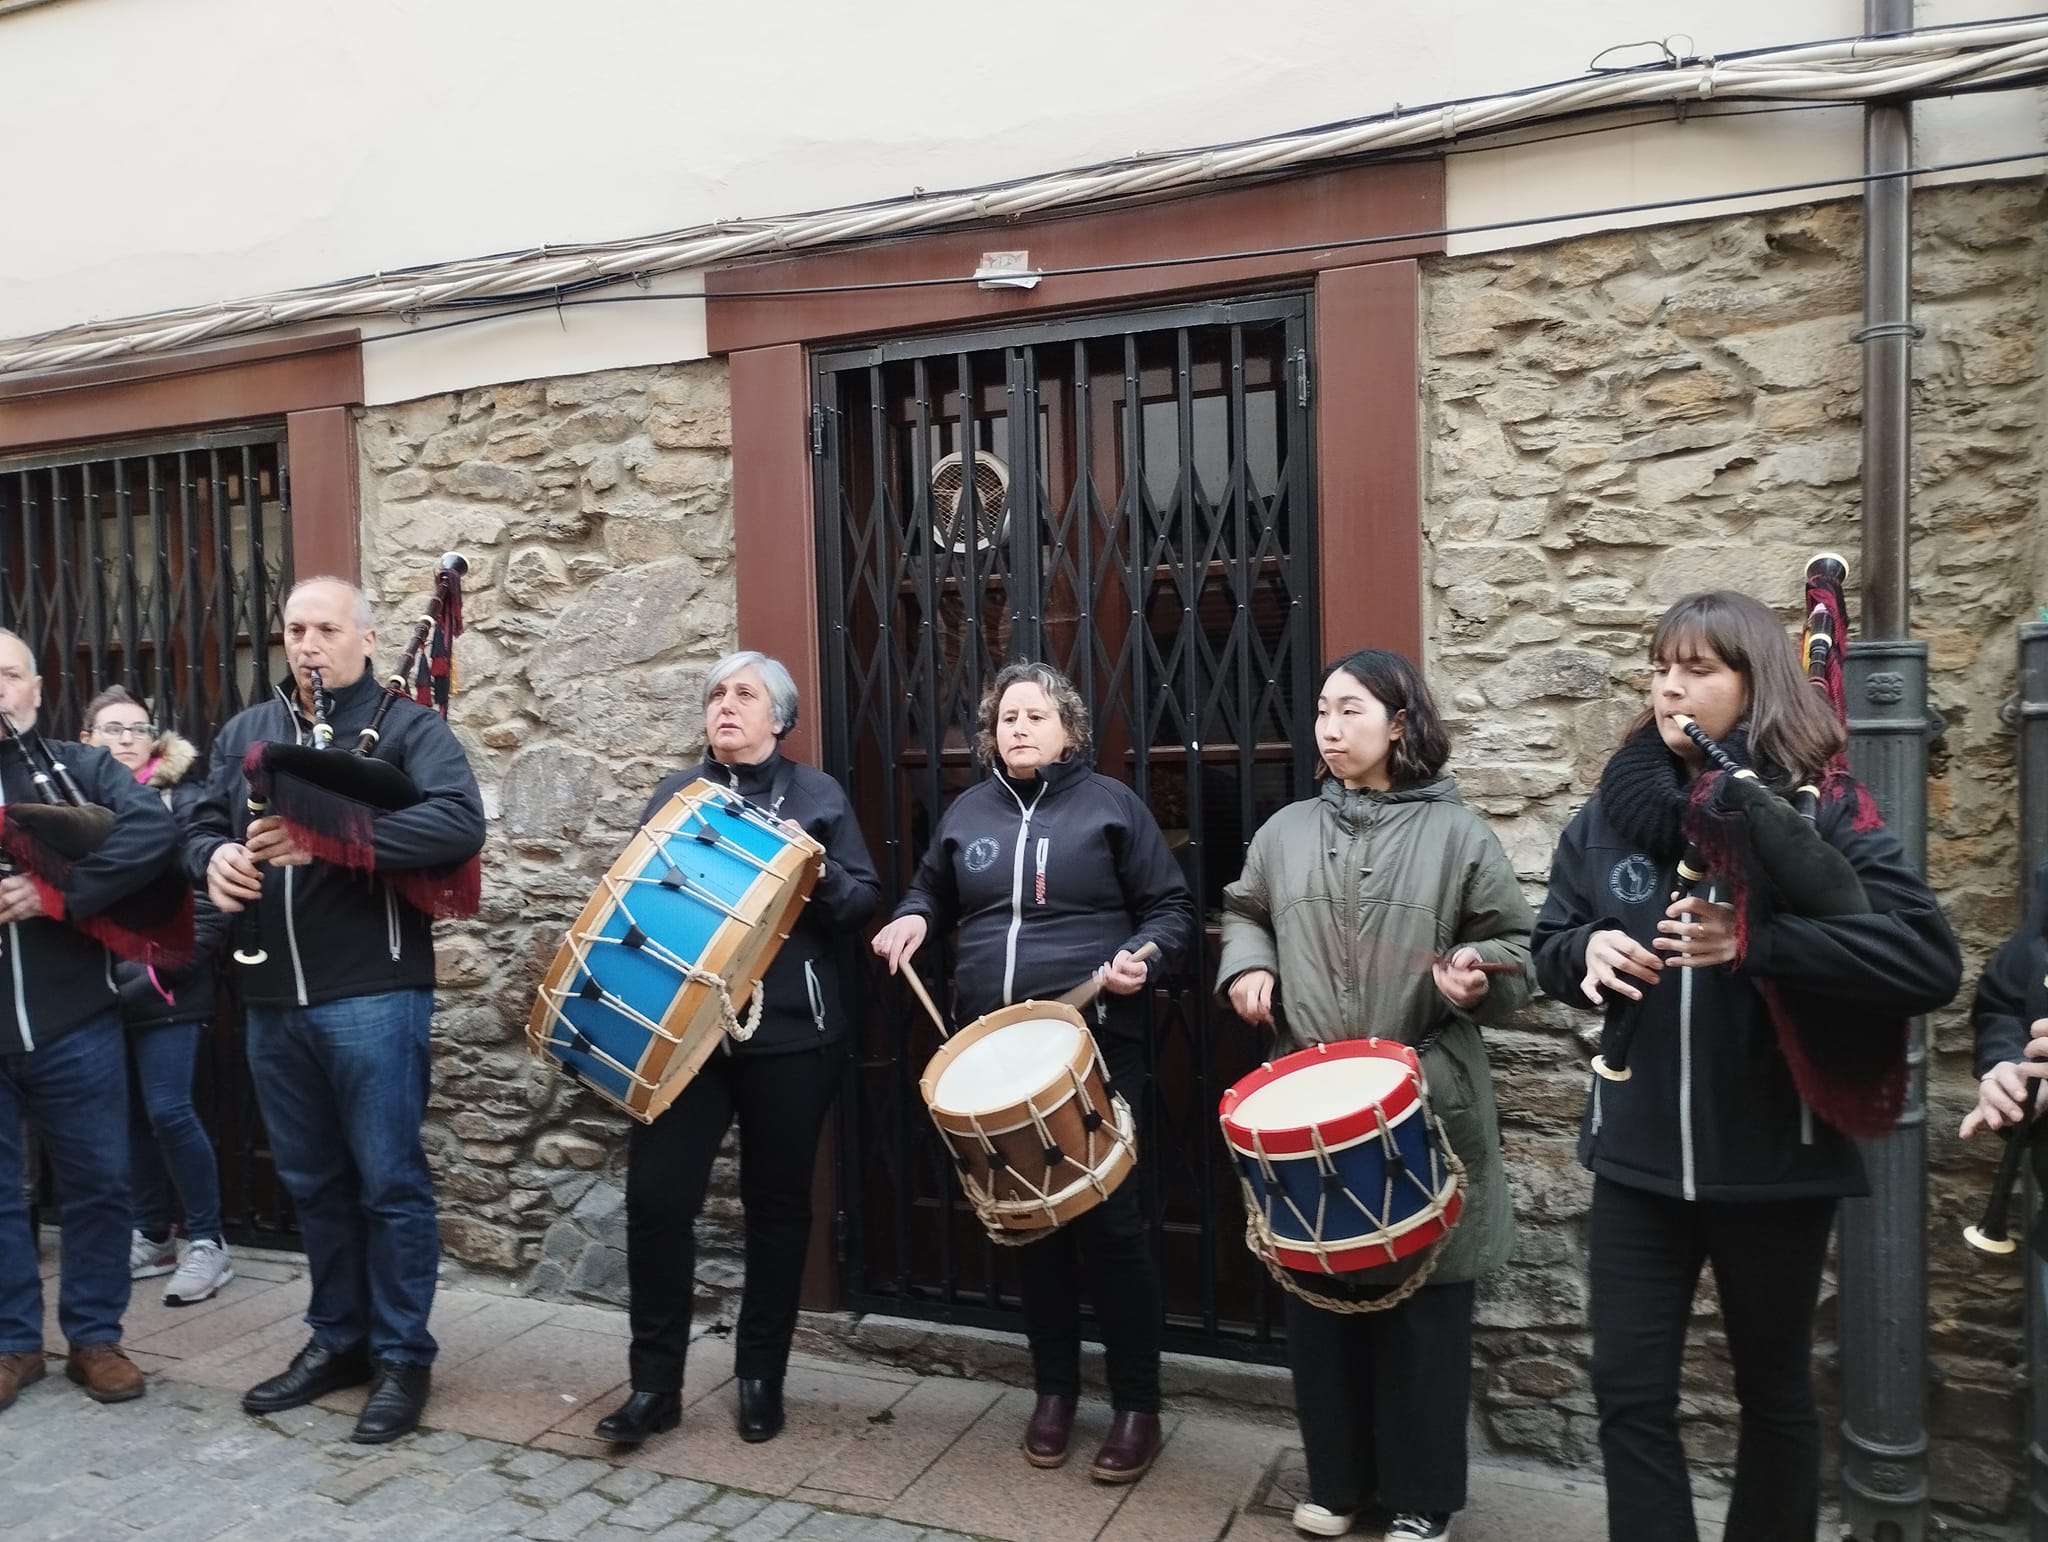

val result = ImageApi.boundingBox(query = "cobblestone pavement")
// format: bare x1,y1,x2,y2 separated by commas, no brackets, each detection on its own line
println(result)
0,1369,985,1542
17,1244,1678,1540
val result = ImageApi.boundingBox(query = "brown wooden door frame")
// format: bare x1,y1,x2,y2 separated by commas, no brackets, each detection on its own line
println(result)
0,330,367,579
717,161,1440,1312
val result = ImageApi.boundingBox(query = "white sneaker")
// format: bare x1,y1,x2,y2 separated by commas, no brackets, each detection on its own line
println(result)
1386,1515,1450,1540
162,1239,234,1306
129,1230,177,1279
1292,1501,1354,1537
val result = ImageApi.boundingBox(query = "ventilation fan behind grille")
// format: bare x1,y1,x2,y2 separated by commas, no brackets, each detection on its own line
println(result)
930,450,1010,554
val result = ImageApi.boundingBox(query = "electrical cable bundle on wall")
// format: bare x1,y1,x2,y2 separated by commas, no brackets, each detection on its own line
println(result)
6,13,2048,377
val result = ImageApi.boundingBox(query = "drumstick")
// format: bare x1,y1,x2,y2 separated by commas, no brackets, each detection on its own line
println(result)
899,959,952,1040
1428,950,1524,977
1054,941,1161,1010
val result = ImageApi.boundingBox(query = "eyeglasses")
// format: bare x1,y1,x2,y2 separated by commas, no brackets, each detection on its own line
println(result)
92,722,156,741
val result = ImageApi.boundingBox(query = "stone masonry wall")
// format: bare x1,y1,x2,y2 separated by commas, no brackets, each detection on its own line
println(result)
347,176,2045,1531
1421,180,2047,1531
355,363,747,1325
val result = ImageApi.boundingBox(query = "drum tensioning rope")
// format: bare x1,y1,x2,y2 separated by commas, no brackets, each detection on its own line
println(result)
956,1091,1139,1247
1239,1102,1467,1316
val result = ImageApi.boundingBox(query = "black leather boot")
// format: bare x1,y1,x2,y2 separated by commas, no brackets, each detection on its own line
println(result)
736,1376,784,1443
351,1360,431,1444
595,1389,682,1445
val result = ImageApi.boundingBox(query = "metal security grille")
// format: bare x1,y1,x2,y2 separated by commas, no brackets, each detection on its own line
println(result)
815,295,1320,1357
0,425,297,1246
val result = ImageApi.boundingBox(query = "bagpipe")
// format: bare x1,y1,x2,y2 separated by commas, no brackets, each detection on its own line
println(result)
1964,907,2048,1255
0,711,195,969
1590,556,1907,1135
235,552,479,966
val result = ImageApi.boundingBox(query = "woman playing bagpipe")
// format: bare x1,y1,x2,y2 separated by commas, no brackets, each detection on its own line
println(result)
82,687,235,1307
1216,649,1533,1542
1531,589,1961,1542
871,661,1194,1484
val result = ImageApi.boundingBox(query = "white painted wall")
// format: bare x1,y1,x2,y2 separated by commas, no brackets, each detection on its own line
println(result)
1,0,2040,400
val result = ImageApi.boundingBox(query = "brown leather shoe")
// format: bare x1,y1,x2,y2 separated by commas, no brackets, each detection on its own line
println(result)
1088,1410,1163,1483
0,1350,47,1411
1023,1392,1077,1468
66,1342,145,1403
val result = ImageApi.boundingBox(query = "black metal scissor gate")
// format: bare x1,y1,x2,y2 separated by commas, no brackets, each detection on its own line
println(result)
0,426,298,1246
814,294,1321,1356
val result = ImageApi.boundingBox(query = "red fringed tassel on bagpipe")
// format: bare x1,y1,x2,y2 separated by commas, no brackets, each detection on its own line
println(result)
414,559,463,714
0,802,197,971
247,552,480,923
1676,553,1906,1138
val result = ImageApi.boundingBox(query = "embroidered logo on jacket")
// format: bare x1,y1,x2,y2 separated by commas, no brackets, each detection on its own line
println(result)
1609,854,1659,905
963,836,1000,873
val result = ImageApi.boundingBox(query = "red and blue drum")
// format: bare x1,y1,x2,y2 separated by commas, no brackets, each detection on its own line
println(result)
1219,1038,1461,1277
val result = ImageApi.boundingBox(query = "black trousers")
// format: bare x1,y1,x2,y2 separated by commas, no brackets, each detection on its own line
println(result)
1589,1176,1836,1542
623,1041,842,1392
1284,1278,1476,1516
1014,1031,1162,1413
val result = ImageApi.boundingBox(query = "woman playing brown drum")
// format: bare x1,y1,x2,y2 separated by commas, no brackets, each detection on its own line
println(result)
871,661,1193,1483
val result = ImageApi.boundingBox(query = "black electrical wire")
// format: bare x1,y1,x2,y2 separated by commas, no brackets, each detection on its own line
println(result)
357,143,2048,340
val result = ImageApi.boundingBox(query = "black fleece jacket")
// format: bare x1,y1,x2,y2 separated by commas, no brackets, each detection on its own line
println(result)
1972,859,2048,1076
891,757,1194,1040
641,750,880,1055
0,736,181,1054
185,668,486,1008
1534,786,1960,1202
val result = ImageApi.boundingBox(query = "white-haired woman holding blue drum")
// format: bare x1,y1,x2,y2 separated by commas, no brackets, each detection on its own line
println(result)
594,651,880,1449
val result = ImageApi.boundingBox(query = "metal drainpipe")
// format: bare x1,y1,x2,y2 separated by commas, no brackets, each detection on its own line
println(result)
1838,1,1929,1538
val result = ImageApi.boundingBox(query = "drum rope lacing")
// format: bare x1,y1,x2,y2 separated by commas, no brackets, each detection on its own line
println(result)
1238,1097,1467,1316
955,1064,1136,1246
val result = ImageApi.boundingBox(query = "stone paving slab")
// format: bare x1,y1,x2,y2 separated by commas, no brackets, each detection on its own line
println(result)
0,1364,987,1542
18,1239,1675,1540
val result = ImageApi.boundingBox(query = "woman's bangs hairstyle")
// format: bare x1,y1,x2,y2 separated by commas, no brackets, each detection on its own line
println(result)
82,684,149,736
1322,648,1449,786
1639,590,1844,784
973,661,1093,767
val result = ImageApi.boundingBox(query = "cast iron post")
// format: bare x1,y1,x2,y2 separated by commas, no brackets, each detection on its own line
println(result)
1838,1,1926,1536
2017,621,2048,1539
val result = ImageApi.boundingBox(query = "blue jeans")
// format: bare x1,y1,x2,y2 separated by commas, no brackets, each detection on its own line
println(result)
0,1012,132,1350
128,1021,223,1243
245,990,438,1365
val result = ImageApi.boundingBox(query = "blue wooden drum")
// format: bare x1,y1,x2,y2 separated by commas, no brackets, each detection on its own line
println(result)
527,778,822,1121
1219,1038,1462,1277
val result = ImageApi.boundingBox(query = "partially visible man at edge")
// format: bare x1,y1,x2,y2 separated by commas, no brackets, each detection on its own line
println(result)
188,577,485,1445
0,630,182,1413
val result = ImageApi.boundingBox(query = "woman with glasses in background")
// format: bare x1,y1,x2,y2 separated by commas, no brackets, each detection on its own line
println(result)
83,688,234,1306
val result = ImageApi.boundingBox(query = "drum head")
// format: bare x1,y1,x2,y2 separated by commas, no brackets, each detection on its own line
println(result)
1230,1054,1410,1133
933,1017,1084,1115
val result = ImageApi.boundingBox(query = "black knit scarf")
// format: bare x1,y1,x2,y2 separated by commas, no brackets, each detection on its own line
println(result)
1595,720,1767,859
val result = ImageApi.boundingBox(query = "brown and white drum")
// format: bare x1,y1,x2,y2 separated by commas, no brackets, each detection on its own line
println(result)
526,778,822,1122
920,1001,1136,1236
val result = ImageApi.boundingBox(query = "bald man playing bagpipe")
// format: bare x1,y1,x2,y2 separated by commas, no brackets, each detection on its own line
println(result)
189,574,484,1445
0,628,188,1415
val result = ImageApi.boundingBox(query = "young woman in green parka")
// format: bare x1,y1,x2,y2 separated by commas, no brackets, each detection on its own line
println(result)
1217,648,1533,1542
